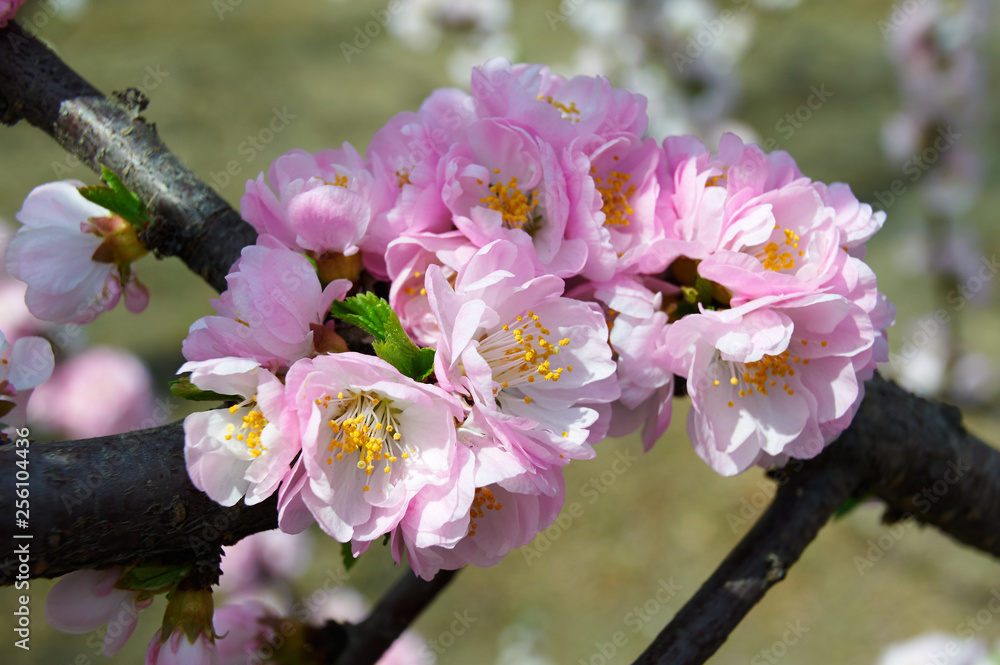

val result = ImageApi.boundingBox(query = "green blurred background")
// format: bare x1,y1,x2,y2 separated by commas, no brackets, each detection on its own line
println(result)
1,0,999,663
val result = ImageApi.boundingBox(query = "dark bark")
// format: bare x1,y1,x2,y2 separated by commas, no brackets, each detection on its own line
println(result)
3,17,1000,665
631,374,1000,665
0,21,256,292
0,422,277,584
857,377,1000,556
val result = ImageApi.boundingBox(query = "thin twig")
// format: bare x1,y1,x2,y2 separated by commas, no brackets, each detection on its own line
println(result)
330,569,459,665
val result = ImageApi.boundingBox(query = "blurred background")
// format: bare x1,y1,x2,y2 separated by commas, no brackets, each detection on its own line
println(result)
1,0,1000,663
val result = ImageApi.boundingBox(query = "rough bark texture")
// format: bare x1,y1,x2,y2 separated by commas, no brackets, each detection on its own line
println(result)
0,22,256,292
0,422,277,584
859,377,1000,555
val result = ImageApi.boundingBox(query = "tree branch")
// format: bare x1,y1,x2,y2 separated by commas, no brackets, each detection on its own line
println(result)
631,374,1000,665
3,20,1000,665
0,21,256,292
0,422,277,584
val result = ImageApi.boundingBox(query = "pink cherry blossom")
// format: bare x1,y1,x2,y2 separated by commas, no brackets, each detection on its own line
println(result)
665,293,875,475
146,628,218,665
436,117,589,277
660,134,885,305
27,346,155,438
5,180,149,324
426,240,619,467
217,529,313,599
364,87,477,278
580,277,677,450
241,146,372,260
276,352,464,545
567,134,667,281
395,410,566,579
0,220,48,341
182,235,351,372
0,330,54,432
472,58,648,149
182,357,296,506
212,600,280,665
385,229,478,347
45,567,153,657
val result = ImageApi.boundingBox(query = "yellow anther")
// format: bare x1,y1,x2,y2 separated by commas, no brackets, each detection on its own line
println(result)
538,95,581,122
480,177,539,230
596,168,636,227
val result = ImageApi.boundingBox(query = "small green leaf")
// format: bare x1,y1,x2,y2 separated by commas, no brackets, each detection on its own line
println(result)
77,166,149,228
328,292,393,343
0,400,14,419
329,294,436,381
170,377,239,402
340,542,359,572
116,565,190,594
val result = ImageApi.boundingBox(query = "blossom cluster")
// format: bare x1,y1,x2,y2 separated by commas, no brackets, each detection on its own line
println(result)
167,57,894,584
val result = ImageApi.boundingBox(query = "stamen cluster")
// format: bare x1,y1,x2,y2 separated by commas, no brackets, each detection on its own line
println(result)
165,59,893,577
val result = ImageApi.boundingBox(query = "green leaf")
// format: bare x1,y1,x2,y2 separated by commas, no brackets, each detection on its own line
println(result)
77,166,149,228
116,565,190,594
328,292,393,343
0,400,14,419
340,541,358,572
329,293,436,381
170,377,239,402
